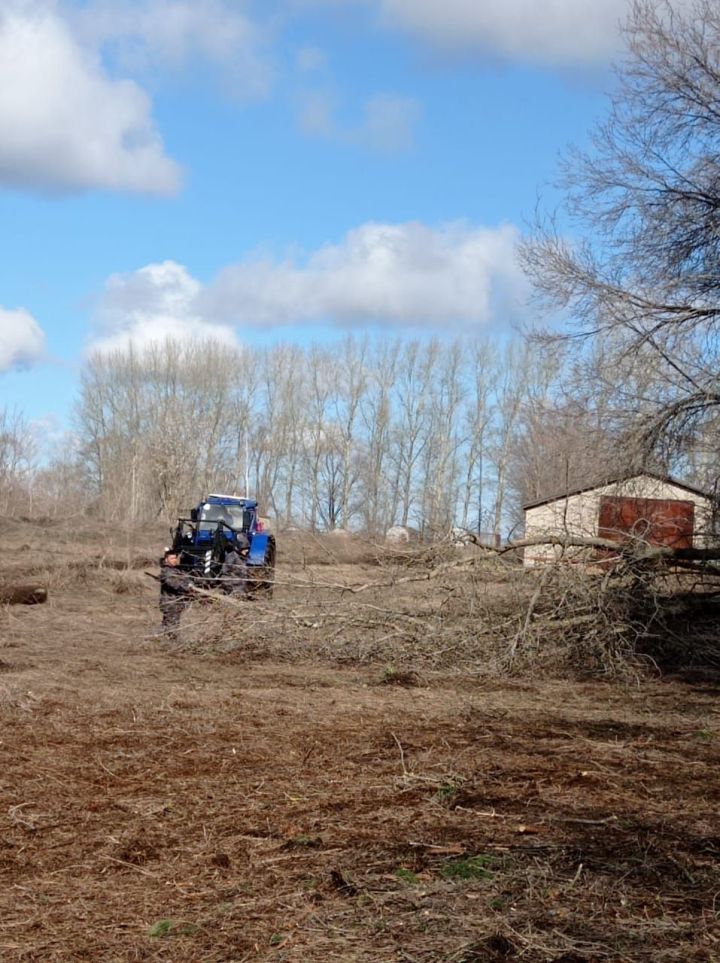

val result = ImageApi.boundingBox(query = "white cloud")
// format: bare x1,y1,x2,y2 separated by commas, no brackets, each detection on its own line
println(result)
203,221,528,328
73,0,274,101
375,0,630,64
298,0,695,66
298,91,422,152
89,261,238,353
88,223,527,342
0,306,47,371
0,2,180,194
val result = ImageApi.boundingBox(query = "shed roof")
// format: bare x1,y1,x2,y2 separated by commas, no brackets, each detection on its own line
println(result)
522,471,710,512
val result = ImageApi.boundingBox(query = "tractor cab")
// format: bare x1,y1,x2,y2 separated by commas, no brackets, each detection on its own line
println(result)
170,494,275,593
194,494,260,542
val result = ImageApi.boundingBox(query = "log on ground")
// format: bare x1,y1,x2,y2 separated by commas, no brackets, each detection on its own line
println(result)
0,583,48,605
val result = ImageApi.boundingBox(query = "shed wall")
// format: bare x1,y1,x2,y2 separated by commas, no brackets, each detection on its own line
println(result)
523,475,713,565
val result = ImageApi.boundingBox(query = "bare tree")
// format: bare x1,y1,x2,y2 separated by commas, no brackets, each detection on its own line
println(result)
488,342,535,540
76,339,243,521
359,340,399,535
275,345,307,527
522,0,720,496
420,340,465,533
389,340,434,528
31,453,86,518
334,336,367,529
0,408,36,514
461,339,498,532
301,346,333,531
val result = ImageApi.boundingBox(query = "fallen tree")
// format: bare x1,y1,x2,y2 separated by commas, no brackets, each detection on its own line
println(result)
461,533,720,674
463,530,720,565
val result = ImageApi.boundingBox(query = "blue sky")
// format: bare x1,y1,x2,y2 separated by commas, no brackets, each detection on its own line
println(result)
0,0,654,440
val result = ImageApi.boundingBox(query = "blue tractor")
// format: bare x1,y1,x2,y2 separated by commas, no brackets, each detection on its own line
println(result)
169,494,276,597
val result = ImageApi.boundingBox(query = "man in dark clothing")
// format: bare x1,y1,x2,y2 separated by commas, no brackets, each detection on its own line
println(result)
220,534,249,597
159,552,192,631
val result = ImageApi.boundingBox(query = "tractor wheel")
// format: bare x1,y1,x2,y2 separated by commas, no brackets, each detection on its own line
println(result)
248,538,276,599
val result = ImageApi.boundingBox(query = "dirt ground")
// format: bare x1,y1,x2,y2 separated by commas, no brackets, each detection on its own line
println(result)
1,520,719,962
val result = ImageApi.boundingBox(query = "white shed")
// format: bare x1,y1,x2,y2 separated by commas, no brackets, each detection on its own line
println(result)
523,472,713,566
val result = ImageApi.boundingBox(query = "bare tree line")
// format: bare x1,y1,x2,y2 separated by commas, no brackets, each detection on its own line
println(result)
0,336,590,532
65,335,559,535
4,331,711,535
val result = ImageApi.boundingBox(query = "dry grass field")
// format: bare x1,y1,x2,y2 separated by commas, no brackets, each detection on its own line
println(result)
1,518,719,962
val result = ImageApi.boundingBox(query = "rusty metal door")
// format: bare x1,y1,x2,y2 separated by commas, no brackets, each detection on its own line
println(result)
598,496,694,548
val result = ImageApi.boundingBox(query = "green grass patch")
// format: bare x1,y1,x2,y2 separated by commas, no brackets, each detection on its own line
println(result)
289,833,321,847
395,867,420,884
148,919,200,938
148,920,173,938
434,780,460,804
440,855,495,881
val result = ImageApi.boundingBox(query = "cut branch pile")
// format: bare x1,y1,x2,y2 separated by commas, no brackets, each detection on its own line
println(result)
171,534,720,678
467,532,720,675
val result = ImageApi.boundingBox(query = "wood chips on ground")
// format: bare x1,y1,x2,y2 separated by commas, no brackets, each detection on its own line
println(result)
1,520,719,962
